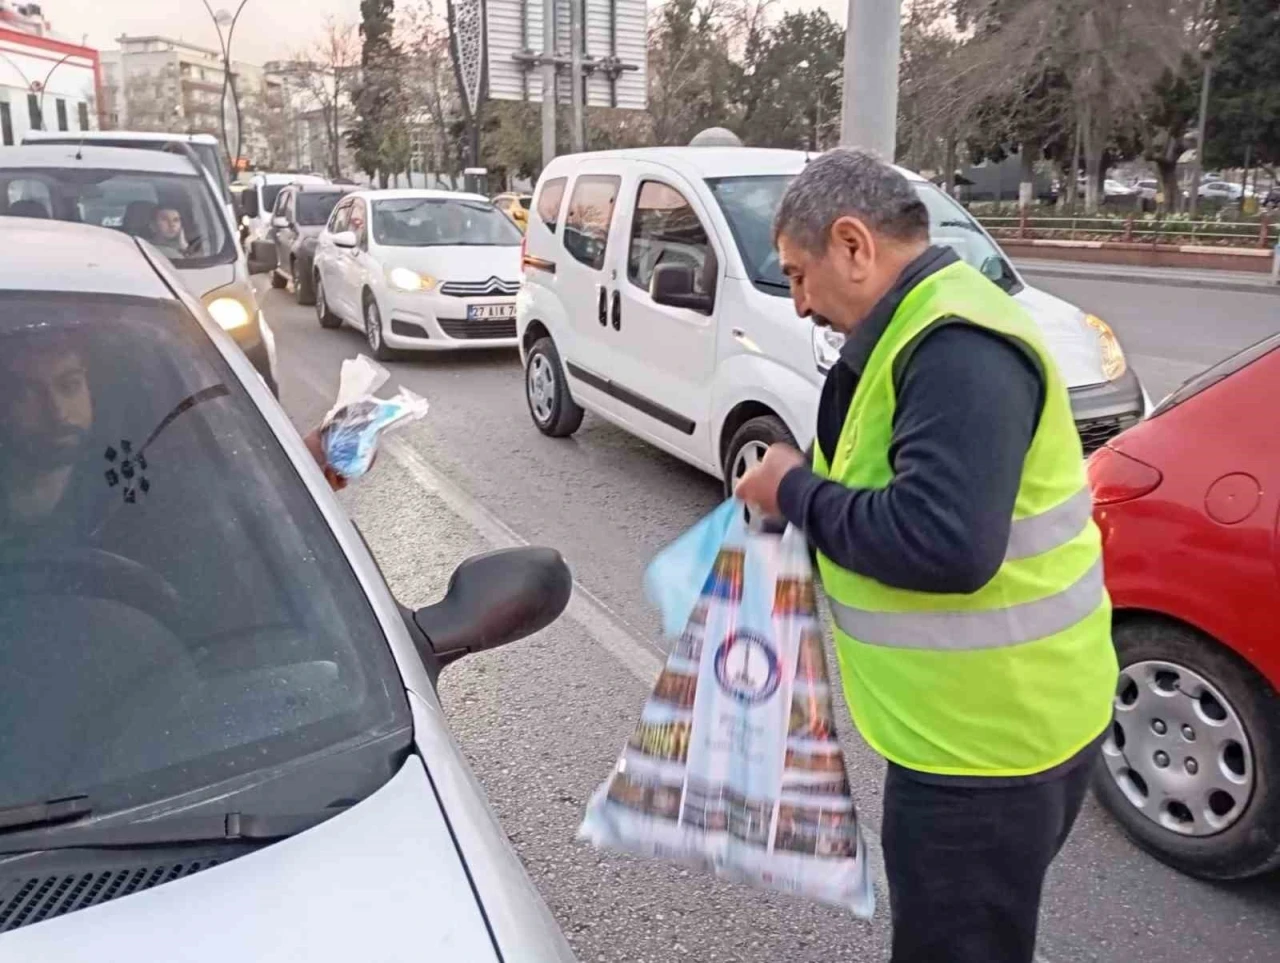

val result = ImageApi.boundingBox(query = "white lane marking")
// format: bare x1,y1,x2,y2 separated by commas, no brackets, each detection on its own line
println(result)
289,360,1078,954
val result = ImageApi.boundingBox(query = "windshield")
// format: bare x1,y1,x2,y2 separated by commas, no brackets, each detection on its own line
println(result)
0,291,407,814
298,191,346,226
372,197,523,247
260,183,287,214
0,167,233,267
706,174,1018,294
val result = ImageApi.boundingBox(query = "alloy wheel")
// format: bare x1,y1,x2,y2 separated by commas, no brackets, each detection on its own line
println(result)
366,301,382,353
1102,658,1255,837
732,440,769,486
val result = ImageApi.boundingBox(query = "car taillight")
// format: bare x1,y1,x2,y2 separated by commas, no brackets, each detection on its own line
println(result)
1088,446,1163,505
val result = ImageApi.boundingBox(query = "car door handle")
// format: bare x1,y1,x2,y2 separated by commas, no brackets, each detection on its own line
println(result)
597,286,608,326
611,290,621,331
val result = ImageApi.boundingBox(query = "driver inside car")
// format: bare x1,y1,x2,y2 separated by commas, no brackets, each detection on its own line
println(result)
148,205,187,257
0,332,95,547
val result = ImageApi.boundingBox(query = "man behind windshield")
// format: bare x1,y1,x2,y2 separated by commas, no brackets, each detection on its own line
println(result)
0,332,95,547
149,206,187,257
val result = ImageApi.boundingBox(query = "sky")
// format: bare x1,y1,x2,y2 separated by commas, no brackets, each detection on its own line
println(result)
53,0,846,64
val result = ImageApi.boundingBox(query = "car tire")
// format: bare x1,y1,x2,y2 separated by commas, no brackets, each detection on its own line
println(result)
294,259,315,305
314,274,340,330
363,294,395,362
525,337,583,437
723,414,796,499
270,268,288,290
1093,616,1280,880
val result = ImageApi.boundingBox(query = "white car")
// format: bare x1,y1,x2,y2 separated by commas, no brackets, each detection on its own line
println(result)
239,171,330,246
0,217,575,961
310,189,524,357
518,147,1148,492
1197,179,1251,201
0,144,276,393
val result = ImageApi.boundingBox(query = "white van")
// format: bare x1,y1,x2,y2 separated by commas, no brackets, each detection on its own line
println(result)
239,172,330,246
517,147,1148,492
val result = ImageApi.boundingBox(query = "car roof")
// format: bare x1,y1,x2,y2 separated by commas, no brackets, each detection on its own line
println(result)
0,217,173,299
546,146,929,184
0,144,202,176
288,182,358,194
23,130,220,146
251,172,328,185
352,188,491,203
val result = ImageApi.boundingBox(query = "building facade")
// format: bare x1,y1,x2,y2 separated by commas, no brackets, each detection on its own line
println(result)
100,35,287,171
0,1,100,145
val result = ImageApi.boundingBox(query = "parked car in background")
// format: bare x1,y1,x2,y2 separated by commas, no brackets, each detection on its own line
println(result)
1089,331,1280,881
248,182,358,305
0,144,276,392
518,147,1148,494
22,130,232,208
237,171,329,248
1197,179,1252,202
309,190,523,359
493,192,532,231
1133,178,1159,201
0,218,576,961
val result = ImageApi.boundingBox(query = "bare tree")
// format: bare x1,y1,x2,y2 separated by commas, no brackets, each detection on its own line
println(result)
397,1,458,185
285,18,360,178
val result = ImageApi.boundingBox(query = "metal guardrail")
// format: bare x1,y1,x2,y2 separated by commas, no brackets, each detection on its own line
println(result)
976,213,1273,249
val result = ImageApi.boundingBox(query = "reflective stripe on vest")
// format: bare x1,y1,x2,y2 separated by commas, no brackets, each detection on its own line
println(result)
828,557,1104,651
1005,486,1093,561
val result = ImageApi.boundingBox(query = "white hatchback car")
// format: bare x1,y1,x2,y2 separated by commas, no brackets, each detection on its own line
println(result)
517,147,1149,493
311,190,524,358
0,218,574,962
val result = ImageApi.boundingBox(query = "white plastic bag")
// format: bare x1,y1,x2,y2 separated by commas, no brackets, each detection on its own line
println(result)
319,356,429,481
579,501,875,916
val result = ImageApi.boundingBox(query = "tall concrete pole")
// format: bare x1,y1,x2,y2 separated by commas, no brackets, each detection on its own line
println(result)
1188,51,1213,218
569,0,585,153
839,0,901,159
541,0,556,169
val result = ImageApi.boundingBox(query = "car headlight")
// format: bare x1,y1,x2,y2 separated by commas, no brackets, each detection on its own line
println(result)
206,296,253,330
387,266,437,292
1083,313,1127,381
812,326,844,374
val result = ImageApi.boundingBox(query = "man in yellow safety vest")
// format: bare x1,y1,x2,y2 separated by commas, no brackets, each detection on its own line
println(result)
736,149,1118,963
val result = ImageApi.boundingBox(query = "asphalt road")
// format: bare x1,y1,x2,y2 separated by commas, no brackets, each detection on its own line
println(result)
261,275,1279,963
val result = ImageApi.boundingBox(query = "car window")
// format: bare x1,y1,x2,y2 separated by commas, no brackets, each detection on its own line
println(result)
260,183,286,214
328,197,352,233
628,180,713,297
536,177,566,232
298,191,347,227
1153,332,1280,416
273,188,291,218
563,175,620,269
0,167,233,267
518,196,532,210
0,290,406,813
706,173,1017,296
371,197,522,247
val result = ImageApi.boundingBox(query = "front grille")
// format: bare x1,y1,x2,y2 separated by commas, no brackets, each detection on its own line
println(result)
438,317,517,340
439,277,520,297
0,860,221,933
1077,414,1139,455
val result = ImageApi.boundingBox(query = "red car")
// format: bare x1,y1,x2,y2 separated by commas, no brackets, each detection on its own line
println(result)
1088,332,1280,880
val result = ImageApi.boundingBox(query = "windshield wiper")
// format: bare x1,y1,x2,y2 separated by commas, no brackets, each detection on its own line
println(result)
752,277,790,291
0,795,93,832
0,807,347,854
937,219,982,233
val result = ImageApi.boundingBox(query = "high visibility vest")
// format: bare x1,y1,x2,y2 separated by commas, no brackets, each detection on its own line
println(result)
814,260,1118,777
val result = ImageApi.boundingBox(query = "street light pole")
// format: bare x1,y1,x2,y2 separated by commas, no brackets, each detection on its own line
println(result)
202,0,250,169
839,0,901,158
1188,41,1213,218
0,49,78,130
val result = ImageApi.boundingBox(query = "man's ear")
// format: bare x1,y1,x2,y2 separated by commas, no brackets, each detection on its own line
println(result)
829,215,876,282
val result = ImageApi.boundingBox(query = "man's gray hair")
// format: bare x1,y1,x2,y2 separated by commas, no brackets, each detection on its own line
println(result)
773,149,929,253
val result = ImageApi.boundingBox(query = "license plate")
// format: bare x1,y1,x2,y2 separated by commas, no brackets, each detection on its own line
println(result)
467,302,516,321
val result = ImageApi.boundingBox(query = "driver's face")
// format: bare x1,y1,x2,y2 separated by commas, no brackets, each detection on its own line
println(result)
0,347,93,470
153,208,183,240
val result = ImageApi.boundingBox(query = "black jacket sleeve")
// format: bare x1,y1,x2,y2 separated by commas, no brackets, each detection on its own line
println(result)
777,323,1045,594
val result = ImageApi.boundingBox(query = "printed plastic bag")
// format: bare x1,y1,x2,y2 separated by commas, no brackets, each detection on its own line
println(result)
579,501,875,916
319,355,429,481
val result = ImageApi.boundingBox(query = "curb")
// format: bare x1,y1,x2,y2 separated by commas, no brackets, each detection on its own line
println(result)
1017,263,1280,296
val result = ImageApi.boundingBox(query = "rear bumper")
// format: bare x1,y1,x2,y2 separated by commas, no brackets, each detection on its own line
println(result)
1068,367,1145,454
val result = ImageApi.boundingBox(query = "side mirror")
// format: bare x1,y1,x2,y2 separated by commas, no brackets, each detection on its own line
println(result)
413,547,572,667
651,262,713,313
332,230,357,249
272,215,290,229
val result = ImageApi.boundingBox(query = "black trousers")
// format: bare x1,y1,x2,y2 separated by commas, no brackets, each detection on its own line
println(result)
881,757,1093,963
